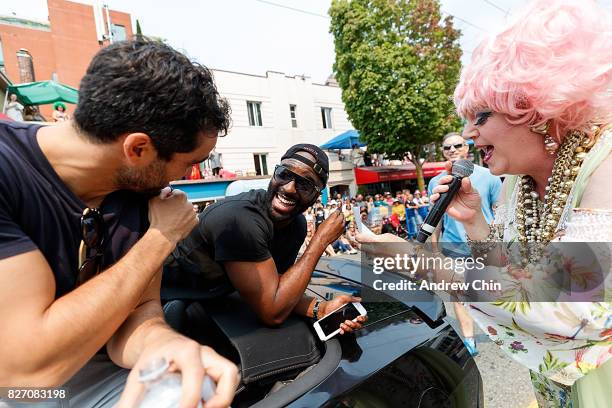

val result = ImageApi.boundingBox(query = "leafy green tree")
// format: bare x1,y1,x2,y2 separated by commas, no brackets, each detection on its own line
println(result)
329,0,462,191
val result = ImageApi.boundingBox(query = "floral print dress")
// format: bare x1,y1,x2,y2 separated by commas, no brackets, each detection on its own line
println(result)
465,132,612,408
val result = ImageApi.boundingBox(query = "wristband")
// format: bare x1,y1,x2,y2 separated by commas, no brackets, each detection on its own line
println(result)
312,299,322,320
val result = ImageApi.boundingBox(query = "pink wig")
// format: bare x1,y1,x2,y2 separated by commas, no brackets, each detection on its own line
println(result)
454,0,612,139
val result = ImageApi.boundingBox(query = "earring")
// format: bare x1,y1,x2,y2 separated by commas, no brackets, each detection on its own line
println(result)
543,135,560,155
530,121,559,155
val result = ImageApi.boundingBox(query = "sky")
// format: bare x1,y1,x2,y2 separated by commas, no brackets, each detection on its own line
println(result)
1,0,611,83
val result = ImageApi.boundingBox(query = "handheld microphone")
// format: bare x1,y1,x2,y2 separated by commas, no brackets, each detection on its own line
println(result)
416,159,474,243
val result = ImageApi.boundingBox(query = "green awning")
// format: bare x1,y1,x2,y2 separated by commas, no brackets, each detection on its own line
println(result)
8,80,78,106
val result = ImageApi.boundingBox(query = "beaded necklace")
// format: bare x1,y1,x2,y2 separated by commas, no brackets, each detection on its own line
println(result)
514,129,597,265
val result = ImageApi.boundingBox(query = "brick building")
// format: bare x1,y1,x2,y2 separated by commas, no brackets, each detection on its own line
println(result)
0,0,132,117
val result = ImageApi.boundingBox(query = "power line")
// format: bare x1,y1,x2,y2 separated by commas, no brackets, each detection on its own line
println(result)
253,1,479,60
442,10,489,33
253,0,329,19
254,0,489,35
482,0,510,16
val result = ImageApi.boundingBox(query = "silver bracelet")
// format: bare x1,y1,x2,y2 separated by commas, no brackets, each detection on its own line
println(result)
466,222,499,256
312,299,322,320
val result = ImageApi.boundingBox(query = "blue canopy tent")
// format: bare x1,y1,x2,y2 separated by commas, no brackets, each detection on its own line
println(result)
320,129,365,149
320,129,473,149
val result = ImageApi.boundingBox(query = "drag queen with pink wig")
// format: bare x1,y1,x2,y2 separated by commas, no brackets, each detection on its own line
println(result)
361,0,611,406
445,0,611,406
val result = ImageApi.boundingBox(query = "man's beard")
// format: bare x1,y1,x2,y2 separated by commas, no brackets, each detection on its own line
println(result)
114,160,167,197
265,183,309,223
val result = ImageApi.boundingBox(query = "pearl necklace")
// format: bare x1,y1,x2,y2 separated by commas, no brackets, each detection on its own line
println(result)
514,129,596,265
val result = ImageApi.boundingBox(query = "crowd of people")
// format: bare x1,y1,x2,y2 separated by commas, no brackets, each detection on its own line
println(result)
299,188,432,256
4,94,70,123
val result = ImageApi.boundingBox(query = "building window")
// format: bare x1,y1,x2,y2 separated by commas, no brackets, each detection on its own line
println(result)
253,153,268,176
111,24,127,41
289,104,298,128
321,107,333,129
247,101,263,126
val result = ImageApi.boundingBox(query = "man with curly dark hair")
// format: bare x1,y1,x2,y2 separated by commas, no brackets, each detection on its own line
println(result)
0,39,238,407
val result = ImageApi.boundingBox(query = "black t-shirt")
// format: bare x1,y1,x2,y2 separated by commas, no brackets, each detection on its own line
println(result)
0,121,149,298
165,189,306,291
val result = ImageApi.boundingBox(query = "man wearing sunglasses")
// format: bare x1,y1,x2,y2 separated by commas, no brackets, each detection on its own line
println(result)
427,132,502,357
0,39,238,407
166,144,366,331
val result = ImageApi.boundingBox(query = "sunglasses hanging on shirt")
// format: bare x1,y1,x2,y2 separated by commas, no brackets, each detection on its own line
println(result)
77,207,106,285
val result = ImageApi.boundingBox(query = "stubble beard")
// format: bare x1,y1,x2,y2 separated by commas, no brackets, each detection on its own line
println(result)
114,159,167,197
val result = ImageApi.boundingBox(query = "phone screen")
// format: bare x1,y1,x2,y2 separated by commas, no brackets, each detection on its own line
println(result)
318,303,361,337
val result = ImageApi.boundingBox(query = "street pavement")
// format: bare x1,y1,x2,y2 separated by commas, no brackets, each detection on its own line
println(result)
444,302,536,408
334,252,536,407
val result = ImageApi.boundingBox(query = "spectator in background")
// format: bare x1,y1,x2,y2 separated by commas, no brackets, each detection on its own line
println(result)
299,224,337,258
324,201,335,218
395,191,404,203
360,208,382,235
23,105,45,122
52,102,70,122
384,192,394,206
391,199,405,221
365,195,374,212
304,207,314,224
363,149,372,166
343,202,354,228
345,222,360,250
404,192,418,240
330,201,338,214
413,190,429,221
332,235,357,254
350,143,365,167
208,148,222,176
427,132,502,357
219,168,236,178
373,194,387,207
314,203,325,229
421,190,430,205
187,163,202,180
354,194,366,209
5,94,24,121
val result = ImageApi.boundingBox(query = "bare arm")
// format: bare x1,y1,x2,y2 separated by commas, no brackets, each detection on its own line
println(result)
225,236,328,326
225,212,345,326
0,229,175,387
106,266,169,369
0,189,198,387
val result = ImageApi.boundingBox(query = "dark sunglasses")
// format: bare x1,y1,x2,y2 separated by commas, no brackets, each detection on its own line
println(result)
273,165,321,197
77,208,106,284
442,143,466,151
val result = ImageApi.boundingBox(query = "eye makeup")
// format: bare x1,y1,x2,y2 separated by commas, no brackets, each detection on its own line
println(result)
475,111,492,126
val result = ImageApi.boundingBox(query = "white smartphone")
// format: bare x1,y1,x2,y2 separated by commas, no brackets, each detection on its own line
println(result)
313,302,367,341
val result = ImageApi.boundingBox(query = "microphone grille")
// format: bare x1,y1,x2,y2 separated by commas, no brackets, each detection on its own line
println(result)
451,159,474,178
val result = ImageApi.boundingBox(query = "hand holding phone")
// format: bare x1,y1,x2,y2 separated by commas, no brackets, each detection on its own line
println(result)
313,300,367,341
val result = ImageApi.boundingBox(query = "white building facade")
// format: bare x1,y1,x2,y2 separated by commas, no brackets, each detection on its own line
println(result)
212,69,358,195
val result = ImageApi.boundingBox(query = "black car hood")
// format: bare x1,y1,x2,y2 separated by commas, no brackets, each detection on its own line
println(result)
310,257,446,325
